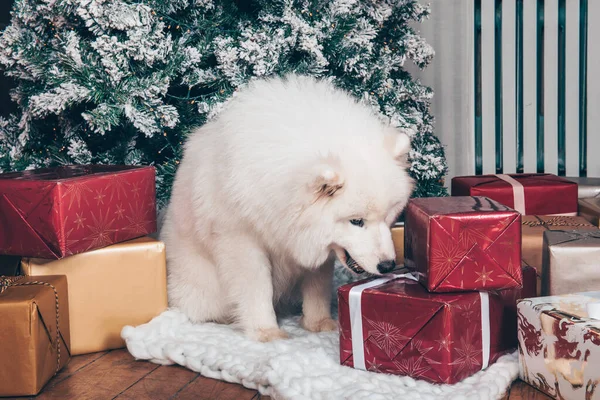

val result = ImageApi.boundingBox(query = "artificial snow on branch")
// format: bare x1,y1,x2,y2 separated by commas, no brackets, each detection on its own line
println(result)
0,0,447,207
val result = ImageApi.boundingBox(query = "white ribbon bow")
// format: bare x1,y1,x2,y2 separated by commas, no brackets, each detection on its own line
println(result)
348,273,491,372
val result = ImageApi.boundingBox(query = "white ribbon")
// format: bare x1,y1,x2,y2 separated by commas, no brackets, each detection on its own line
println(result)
479,292,490,369
348,273,418,370
348,274,492,372
495,174,526,214
543,212,578,216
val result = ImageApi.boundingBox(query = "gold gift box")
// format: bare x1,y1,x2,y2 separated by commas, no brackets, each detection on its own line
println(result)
391,222,404,265
21,236,168,355
0,275,71,396
522,216,598,295
578,198,600,227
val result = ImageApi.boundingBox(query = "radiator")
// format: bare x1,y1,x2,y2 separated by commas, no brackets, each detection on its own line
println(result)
473,0,599,177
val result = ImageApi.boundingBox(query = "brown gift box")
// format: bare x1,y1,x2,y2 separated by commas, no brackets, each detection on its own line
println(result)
21,236,168,355
521,216,598,295
0,275,71,397
391,221,404,265
578,198,600,227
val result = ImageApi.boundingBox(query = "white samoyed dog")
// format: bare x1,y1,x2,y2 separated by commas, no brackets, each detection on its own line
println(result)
160,74,414,342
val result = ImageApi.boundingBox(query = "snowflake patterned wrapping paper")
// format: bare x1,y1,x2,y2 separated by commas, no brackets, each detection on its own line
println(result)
522,216,598,296
0,165,156,259
404,196,522,292
451,173,578,215
337,273,523,384
579,198,600,227
20,236,167,355
517,293,600,399
541,230,600,296
497,263,538,351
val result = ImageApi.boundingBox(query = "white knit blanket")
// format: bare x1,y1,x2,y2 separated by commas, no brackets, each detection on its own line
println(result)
122,310,519,400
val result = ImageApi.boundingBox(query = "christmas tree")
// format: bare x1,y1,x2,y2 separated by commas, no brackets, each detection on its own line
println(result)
0,0,448,208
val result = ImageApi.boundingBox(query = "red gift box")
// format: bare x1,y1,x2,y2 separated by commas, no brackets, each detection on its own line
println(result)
404,196,522,292
451,173,577,216
495,263,537,352
337,273,512,384
0,165,156,259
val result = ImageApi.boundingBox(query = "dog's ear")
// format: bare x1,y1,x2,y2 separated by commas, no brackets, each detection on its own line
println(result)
384,128,412,164
310,162,344,199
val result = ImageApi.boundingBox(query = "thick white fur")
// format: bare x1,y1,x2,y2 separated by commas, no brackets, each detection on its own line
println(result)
160,75,414,342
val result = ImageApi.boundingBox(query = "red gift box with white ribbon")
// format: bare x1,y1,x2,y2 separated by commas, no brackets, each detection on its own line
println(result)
337,272,529,384
451,173,578,216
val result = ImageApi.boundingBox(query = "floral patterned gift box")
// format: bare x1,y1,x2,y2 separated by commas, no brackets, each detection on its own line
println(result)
517,293,600,399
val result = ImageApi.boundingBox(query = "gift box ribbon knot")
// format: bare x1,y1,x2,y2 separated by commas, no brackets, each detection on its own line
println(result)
0,275,63,375
348,272,491,371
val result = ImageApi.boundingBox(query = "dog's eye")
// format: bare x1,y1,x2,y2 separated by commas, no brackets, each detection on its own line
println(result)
350,219,364,228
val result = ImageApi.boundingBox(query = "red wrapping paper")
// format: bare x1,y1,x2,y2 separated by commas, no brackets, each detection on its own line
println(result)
338,275,513,384
0,165,156,259
495,264,537,351
404,196,522,292
451,173,578,216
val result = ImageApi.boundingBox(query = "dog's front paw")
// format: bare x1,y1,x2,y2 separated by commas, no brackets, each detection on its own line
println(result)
301,317,338,333
249,327,289,342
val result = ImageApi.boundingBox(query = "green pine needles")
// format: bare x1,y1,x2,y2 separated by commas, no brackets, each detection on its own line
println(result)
0,0,448,208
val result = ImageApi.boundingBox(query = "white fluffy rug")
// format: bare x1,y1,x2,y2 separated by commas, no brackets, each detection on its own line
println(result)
121,268,519,400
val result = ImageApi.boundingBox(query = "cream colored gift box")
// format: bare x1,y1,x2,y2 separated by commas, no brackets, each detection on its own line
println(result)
21,236,168,355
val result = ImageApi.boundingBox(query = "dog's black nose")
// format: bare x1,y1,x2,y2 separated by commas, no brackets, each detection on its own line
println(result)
377,260,396,274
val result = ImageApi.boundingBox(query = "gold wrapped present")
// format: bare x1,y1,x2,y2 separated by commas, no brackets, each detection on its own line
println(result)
541,230,600,295
391,221,404,265
21,236,168,355
0,275,71,396
578,198,600,227
522,216,598,295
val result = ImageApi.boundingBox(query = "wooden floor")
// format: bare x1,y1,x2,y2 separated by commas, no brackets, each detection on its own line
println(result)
10,349,550,399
